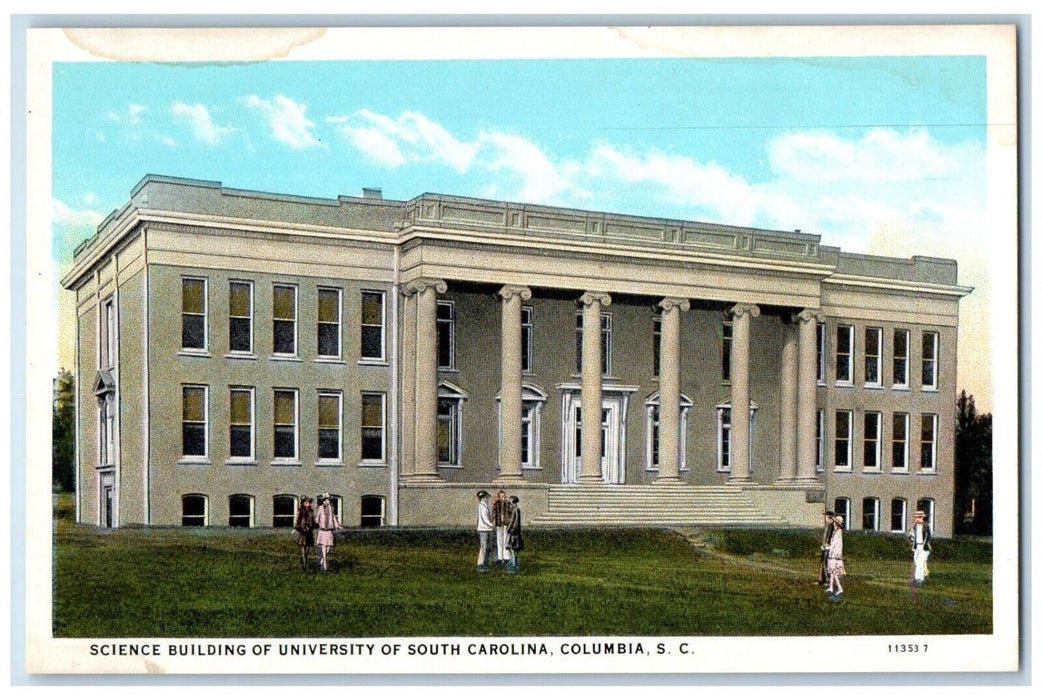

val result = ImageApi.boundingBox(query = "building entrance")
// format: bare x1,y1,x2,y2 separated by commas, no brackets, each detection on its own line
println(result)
562,396,624,484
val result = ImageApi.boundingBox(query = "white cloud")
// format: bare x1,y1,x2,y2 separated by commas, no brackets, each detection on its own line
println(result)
330,109,478,173
245,95,323,150
171,102,234,146
107,103,147,125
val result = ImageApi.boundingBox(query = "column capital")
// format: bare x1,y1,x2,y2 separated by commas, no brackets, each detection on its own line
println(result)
796,308,825,324
730,303,761,319
403,278,448,296
658,297,691,312
579,291,612,308
498,285,533,302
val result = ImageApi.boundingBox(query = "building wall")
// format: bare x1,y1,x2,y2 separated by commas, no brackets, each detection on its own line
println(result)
116,268,146,524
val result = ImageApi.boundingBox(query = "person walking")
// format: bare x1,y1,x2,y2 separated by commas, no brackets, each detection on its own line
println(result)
476,490,494,572
492,490,513,567
506,495,523,574
825,515,845,602
818,510,836,587
908,510,932,586
293,495,315,571
314,493,341,573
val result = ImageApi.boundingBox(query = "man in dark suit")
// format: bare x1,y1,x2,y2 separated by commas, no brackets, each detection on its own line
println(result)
818,510,836,586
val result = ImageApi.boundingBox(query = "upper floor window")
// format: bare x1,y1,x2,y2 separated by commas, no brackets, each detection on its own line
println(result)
864,327,882,387
893,329,910,388
521,305,534,374
816,410,825,472
228,387,254,461
892,413,909,472
317,288,342,359
862,411,881,471
181,385,208,460
922,331,939,390
360,291,385,362
272,284,297,356
920,414,937,473
361,392,386,464
98,394,115,466
437,301,456,370
318,390,343,463
228,281,253,354
181,277,207,351
652,316,662,378
575,311,612,376
273,389,298,462
834,410,852,471
721,317,733,382
100,296,116,369
816,323,826,384
835,325,853,385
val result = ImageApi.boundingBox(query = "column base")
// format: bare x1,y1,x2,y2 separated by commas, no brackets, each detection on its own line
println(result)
578,474,606,484
494,474,525,484
727,476,754,485
773,477,799,486
402,473,444,484
654,475,683,484
792,476,824,486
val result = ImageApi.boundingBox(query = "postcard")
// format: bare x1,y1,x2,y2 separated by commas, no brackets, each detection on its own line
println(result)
22,23,1018,675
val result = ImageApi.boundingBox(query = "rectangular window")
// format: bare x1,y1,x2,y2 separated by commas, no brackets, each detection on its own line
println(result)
181,494,207,527
272,495,296,528
834,497,850,526
181,385,208,458
318,391,342,462
862,497,880,531
864,327,882,387
100,297,116,369
273,389,298,461
835,325,853,384
181,278,207,351
272,284,297,356
650,405,661,468
922,331,939,390
816,323,825,384
653,316,662,378
228,494,254,528
893,329,909,388
892,413,909,472
521,403,534,467
891,498,907,532
229,387,254,460
361,393,386,463
575,312,612,376
816,410,824,472
722,318,733,382
717,407,732,471
98,396,115,466
521,306,534,374
437,397,461,465
921,414,937,472
437,301,455,369
228,281,253,354
360,291,385,361
317,288,342,359
863,412,880,470
834,410,851,470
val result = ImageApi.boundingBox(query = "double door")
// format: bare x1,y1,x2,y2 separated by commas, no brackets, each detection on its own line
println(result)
562,396,624,484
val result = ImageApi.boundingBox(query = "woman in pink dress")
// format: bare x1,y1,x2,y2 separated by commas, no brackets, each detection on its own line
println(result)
314,493,342,572
825,515,845,603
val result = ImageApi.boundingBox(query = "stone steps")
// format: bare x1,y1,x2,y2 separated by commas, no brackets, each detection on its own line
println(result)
529,484,788,527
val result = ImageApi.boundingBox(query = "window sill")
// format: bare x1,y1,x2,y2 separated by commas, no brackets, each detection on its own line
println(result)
272,460,302,467
177,350,211,358
439,367,460,374
891,469,910,475
521,465,542,471
315,357,346,365
178,458,211,466
225,459,257,467
269,355,302,363
437,463,464,469
317,460,344,468
918,470,938,476
832,467,852,474
922,387,939,393
861,468,882,474
863,384,884,391
358,358,389,367
835,381,854,388
358,461,387,468
892,384,910,392
224,352,257,361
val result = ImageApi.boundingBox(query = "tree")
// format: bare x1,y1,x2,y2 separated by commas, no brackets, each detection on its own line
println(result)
954,390,993,536
52,369,76,492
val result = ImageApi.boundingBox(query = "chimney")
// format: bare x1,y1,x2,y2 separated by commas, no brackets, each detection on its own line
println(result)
362,187,383,200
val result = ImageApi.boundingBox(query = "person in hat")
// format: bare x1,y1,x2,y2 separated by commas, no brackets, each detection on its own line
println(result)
475,490,494,572
492,490,513,566
293,495,316,571
314,493,342,573
908,510,932,586
818,510,836,586
506,495,523,574
825,515,845,602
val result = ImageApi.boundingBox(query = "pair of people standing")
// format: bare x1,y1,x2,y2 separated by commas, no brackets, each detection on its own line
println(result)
294,493,342,572
476,490,523,573
819,510,845,602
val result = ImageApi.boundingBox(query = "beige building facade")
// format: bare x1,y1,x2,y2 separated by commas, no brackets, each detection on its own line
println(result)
63,175,969,536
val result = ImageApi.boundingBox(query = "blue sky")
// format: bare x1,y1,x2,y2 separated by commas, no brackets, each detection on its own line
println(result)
51,55,991,405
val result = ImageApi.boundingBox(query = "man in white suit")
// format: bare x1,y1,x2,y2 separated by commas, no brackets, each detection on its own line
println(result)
908,509,932,586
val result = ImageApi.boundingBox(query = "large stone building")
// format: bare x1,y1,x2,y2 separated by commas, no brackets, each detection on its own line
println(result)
62,175,970,536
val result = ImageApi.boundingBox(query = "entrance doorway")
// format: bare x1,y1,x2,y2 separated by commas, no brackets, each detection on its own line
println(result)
562,395,624,484
99,472,115,528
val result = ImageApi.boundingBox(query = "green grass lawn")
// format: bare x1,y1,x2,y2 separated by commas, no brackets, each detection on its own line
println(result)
53,503,992,638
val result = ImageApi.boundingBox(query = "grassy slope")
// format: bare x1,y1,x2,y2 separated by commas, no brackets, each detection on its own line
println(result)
53,513,992,638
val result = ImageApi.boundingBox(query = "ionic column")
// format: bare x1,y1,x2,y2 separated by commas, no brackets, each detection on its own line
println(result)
400,288,417,477
796,309,824,483
497,285,532,483
656,297,690,482
409,278,447,481
776,321,798,483
729,303,760,483
579,291,611,483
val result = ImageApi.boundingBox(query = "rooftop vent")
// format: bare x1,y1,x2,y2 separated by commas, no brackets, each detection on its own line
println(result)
362,187,383,200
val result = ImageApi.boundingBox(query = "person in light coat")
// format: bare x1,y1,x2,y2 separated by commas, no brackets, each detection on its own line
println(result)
314,493,342,573
476,490,494,572
492,490,513,566
908,510,932,586
825,515,845,602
